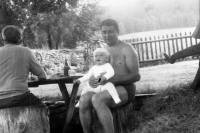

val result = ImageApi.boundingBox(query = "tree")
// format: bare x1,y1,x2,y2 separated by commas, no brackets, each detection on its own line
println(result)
0,0,104,49
0,0,78,48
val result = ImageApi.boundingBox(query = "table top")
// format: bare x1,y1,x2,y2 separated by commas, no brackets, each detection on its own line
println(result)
28,75,82,87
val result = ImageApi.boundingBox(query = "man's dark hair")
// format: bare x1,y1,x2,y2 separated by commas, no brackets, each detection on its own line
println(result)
100,19,119,33
1,25,23,45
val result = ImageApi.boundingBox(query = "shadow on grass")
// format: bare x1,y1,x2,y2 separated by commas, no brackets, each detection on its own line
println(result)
133,83,200,133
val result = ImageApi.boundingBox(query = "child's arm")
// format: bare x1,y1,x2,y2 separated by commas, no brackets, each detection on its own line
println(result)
98,63,115,84
102,63,115,80
78,66,94,83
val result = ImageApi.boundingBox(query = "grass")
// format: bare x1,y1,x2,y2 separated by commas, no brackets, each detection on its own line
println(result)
29,59,200,132
29,59,199,100
132,84,200,133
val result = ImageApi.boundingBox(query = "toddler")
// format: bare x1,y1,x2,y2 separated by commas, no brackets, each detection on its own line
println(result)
75,48,121,107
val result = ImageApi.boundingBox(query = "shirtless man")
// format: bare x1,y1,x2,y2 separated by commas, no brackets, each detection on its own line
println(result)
79,19,141,133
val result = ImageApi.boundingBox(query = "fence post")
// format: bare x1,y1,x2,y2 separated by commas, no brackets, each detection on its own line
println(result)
140,38,144,61
180,33,184,50
158,36,162,58
190,32,193,46
154,36,158,59
171,34,175,54
145,37,149,60
162,35,166,53
166,34,170,55
185,32,188,48
175,33,179,52
149,37,154,59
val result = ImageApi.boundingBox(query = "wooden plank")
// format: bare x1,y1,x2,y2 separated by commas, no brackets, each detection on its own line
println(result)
185,32,188,48
62,82,80,133
139,58,165,63
158,36,162,58
28,76,81,87
145,37,149,60
132,35,192,45
149,37,154,59
190,32,193,46
137,44,141,61
180,33,184,50
58,82,70,107
175,33,179,52
166,34,170,55
171,34,175,54
162,35,166,53
154,36,158,59
140,38,144,61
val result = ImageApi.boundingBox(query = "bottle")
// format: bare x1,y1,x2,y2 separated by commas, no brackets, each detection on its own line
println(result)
64,59,70,76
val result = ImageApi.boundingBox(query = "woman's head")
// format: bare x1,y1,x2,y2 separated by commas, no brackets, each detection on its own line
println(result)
1,25,23,45
93,48,110,65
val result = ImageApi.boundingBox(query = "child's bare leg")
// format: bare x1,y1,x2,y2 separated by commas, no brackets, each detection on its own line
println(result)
101,82,121,104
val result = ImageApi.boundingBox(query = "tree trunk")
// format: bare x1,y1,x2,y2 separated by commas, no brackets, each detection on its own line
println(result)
0,105,50,133
47,24,52,50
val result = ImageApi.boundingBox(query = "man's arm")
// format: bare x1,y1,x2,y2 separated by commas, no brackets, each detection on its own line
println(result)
29,50,47,80
108,44,140,85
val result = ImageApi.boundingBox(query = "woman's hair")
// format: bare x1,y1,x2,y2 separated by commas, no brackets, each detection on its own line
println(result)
100,19,119,33
1,25,23,45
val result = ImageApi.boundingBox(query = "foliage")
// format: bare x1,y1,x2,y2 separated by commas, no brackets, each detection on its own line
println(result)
0,0,103,49
102,0,199,35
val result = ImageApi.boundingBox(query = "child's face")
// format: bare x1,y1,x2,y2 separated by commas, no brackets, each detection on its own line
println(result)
94,52,109,65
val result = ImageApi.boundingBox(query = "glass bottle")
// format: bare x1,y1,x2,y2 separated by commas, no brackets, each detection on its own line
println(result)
64,59,70,76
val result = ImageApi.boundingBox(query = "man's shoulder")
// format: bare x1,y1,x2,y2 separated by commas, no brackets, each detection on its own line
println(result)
119,41,134,50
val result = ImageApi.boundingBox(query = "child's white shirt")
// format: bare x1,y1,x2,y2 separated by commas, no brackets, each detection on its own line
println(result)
79,63,114,83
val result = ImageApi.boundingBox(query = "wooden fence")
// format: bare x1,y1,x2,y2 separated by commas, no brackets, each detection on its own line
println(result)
84,31,200,70
123,32,200,63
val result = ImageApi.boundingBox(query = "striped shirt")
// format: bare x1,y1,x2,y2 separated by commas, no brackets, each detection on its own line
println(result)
0,44,47,99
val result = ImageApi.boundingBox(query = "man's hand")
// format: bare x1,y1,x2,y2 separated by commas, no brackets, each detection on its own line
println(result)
98,76,107,85
89,75,99,88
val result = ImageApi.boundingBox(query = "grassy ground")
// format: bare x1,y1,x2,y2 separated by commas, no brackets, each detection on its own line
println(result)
29,59,200,133
30,59,199,100
132,84,200,133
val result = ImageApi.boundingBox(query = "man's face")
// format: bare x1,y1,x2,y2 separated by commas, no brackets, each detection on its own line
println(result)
101,25,118,46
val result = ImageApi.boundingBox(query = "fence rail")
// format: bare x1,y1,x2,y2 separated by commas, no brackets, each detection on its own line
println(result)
85,31,200,70
123,32,200,63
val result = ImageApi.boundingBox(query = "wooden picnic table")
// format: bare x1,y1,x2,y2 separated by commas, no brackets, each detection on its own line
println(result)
28,75,82,133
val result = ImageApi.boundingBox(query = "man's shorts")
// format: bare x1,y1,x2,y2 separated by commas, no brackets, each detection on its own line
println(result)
116,83,136,103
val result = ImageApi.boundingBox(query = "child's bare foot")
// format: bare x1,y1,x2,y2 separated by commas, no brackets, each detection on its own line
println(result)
164,53,174,64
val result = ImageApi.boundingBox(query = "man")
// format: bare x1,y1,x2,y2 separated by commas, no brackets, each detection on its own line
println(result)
0,25,47,109
79,19,141,133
